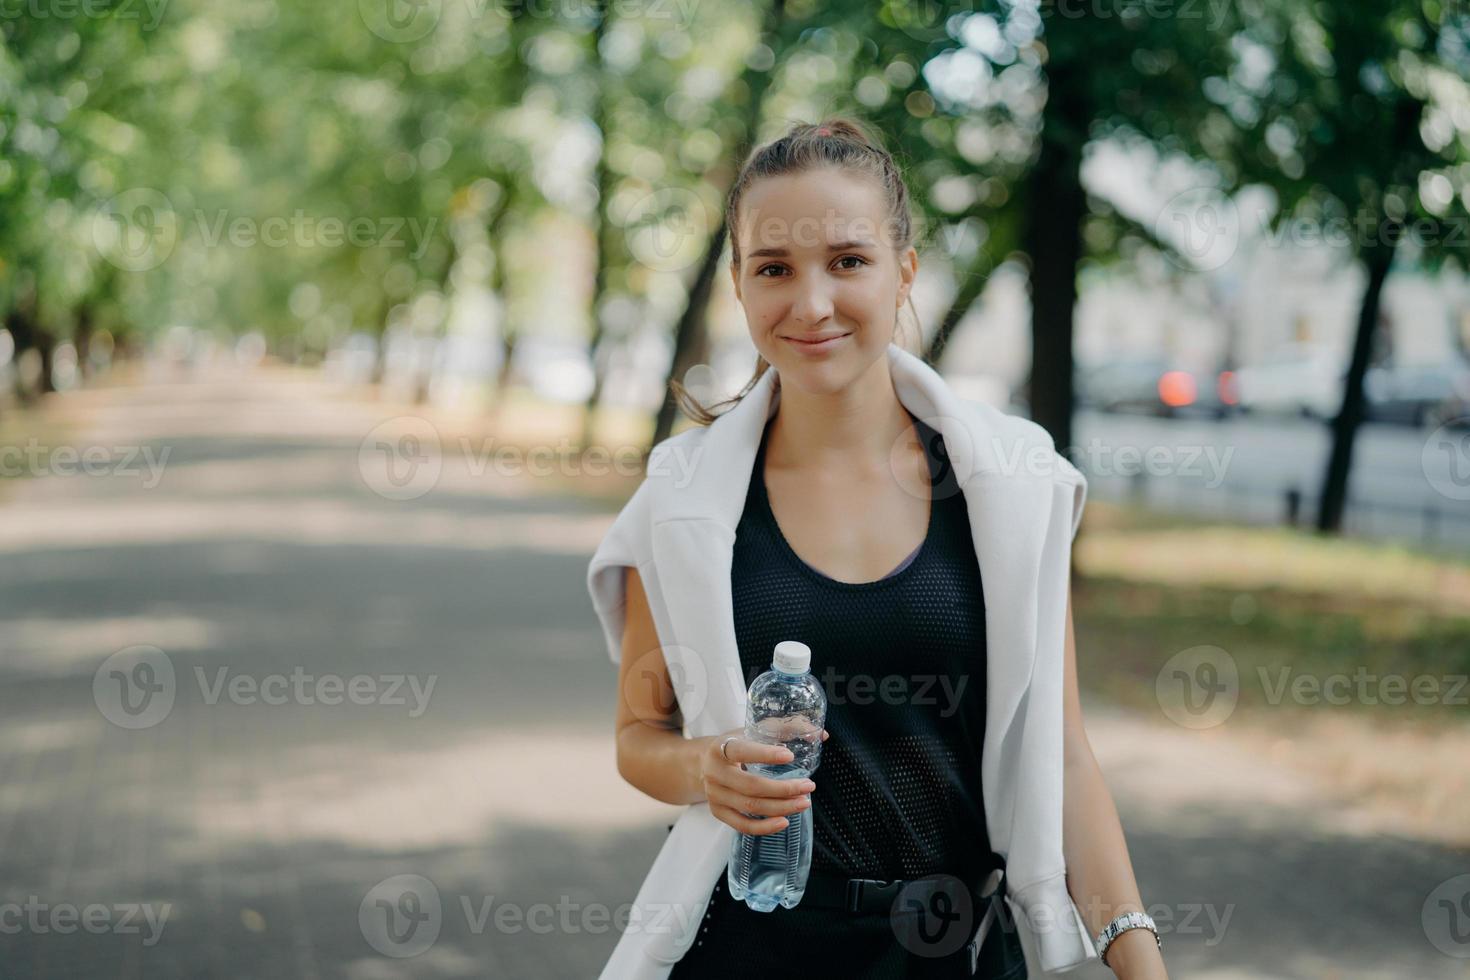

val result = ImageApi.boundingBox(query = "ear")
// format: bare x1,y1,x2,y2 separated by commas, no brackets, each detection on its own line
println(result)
895,246,918,307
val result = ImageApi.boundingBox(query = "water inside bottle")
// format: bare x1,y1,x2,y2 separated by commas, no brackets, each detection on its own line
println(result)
727,716,823,912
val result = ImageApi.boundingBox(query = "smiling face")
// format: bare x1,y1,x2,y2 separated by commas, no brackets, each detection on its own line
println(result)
730,167,918,395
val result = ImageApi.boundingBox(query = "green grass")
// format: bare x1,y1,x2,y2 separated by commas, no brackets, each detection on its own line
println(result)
1074,502,1470,727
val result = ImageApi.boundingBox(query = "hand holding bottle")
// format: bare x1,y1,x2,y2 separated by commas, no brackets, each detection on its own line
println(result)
700,725,828,835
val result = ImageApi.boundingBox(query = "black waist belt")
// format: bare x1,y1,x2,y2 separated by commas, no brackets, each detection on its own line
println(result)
799,866,1006,915
796,863,1012,976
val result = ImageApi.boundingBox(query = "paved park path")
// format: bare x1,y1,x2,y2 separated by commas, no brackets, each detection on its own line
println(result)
0,362,1465,979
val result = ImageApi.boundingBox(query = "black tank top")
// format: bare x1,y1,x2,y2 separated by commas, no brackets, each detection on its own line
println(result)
729,412,993,882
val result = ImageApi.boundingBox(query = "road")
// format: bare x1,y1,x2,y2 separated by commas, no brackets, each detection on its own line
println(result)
0,365,1465,978
1074,408,1470,552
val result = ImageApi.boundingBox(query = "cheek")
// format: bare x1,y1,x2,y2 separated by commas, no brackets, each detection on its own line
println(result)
840,278,893,319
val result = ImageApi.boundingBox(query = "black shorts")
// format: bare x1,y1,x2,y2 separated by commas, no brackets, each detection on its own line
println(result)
667,872,1028,980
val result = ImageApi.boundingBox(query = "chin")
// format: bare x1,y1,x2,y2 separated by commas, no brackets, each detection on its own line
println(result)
770,335,881,392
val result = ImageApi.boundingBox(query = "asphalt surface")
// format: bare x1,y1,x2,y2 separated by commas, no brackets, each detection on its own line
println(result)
0,364,1466,979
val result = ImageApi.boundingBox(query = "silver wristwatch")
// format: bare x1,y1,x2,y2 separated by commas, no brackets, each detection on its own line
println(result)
1094,910,1161,965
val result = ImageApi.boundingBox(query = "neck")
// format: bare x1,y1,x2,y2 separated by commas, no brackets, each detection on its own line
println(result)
764,354,914,472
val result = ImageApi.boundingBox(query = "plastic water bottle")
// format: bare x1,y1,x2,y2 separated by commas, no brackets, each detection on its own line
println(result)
726,640,828,912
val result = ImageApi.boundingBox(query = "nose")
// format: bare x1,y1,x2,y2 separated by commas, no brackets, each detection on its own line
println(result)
790,280,834,327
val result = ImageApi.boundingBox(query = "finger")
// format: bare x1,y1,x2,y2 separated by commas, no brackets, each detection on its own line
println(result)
724,738,794,767
710,803,793,836
716,766,816,799
708,784,811,818
821,729,829,741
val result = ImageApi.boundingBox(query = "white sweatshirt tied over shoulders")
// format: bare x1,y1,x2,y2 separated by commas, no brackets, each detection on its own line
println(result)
586,341,1097,978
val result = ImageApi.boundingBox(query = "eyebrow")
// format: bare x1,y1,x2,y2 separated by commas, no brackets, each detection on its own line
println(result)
746,240,878,259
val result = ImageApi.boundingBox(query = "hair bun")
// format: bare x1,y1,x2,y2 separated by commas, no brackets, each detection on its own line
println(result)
814,119,874,149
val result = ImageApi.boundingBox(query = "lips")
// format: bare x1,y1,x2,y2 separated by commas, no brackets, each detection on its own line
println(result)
784,332,851,345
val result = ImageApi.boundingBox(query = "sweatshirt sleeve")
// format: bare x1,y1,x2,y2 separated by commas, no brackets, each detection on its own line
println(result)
1000,407,1088,543
1054,451,1088,542
585,480,652,668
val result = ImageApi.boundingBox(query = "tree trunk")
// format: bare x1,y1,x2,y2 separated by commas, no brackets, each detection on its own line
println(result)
922,257,991,368
6,308,54,402
74,307,95,381
650,223,728,446
485,187,518,424
1015,7,1092,456
579,0,617,452
1317,236,1395,533
1020,89,1088,456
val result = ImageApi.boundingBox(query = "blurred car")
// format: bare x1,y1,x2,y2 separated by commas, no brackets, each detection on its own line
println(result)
1232,343,1344,419
1078,357,1236,419
1364,359,1470,428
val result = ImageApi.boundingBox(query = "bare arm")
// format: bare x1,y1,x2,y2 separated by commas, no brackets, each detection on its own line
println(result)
613,565,709,805
1061,584,1170,980
613,566,817,831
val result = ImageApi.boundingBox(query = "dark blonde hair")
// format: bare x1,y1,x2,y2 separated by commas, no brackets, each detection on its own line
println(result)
669,116,926,426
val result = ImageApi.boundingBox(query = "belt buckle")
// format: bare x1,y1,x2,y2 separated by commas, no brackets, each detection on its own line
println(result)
844,878,901,913
966,868,1006,975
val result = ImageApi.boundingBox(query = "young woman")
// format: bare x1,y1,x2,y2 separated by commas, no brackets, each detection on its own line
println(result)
609,118,1167,979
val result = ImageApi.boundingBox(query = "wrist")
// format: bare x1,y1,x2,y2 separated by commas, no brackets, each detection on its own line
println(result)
687,734,715,803
1100,926,1166,978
